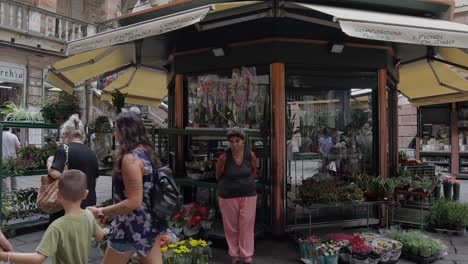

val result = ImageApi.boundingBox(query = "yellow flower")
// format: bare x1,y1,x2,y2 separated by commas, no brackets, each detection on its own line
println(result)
177,240,186,245
173,249,182,254
189,239,199,247
198,239,208,247
161,246,168,253
168,244,177,248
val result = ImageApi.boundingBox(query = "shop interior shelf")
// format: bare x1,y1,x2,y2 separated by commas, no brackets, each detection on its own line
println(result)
303,200,393,210
423,162,449,166
420,151,451,155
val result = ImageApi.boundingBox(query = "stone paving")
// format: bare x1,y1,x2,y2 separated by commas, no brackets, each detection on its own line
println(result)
4,177,468,263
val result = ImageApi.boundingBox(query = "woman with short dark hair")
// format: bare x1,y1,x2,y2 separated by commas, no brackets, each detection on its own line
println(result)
216,127,258,264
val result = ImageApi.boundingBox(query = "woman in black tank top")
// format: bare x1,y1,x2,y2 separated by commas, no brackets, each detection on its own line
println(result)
216,127,258,264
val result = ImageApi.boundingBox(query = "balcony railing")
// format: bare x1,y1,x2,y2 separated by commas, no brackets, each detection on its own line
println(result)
0,0,96,43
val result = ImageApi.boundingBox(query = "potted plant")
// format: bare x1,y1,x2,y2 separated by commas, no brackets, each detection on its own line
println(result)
169,203,215,238
40,93,81,124
298,235,321,260
110,89,127,115
349,235,371,264
317,241,341,264
1,102,44,123
385,230,445,262
162,237,212,264
429,199,468,235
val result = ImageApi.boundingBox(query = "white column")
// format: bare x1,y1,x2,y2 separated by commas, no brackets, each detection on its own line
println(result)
0,3,5,25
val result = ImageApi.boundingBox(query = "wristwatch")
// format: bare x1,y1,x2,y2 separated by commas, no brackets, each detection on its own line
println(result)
97,208,105,220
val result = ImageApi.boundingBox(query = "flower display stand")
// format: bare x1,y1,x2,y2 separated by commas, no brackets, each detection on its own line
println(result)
0,122,60,234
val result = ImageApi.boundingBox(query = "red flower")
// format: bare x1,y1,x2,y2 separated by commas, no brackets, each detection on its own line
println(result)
198,206,209,218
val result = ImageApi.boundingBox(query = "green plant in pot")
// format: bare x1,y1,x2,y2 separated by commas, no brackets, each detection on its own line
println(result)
110,89,127,115
429,199,468,232
41,93,81,124
1,102,44,123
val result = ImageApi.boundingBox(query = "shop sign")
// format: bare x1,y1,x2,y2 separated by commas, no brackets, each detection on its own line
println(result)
0,63,25,84
340,21,468,49
66,5,214,55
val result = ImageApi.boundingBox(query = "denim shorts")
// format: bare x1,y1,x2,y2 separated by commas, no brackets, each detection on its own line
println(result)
108,240,137,254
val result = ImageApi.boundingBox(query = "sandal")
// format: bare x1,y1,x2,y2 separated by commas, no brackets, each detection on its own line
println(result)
243,258,254,264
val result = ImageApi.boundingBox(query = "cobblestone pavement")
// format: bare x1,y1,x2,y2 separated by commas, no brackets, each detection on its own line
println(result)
6,177,468,263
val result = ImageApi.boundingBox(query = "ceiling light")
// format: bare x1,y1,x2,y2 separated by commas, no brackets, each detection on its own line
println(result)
48,87,62,91
212,47,226,57
330,44,345,54
0,85,12,89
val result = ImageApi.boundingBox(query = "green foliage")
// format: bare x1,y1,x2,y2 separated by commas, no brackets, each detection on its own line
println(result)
385,230,445,258
40,93,81,123
394,174,435,193
91,115,111,145
298,179,364,205
1,102,44,123
110,89,127,115
429,199,468,230
3,145,58,176
354,174,395,196
2,188,42,220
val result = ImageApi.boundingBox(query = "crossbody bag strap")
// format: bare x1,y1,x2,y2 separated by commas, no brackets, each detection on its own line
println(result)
64,144,69,169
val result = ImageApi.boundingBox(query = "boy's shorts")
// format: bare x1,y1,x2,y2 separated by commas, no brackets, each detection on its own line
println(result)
108,240,137,254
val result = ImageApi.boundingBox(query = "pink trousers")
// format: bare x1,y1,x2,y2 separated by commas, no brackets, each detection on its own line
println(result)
218,196,257,260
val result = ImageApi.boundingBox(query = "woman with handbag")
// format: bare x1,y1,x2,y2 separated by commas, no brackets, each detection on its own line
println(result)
48,114,99,222
88,111,166,264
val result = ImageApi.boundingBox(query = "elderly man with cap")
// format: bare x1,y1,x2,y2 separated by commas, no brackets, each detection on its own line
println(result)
216,127,258,264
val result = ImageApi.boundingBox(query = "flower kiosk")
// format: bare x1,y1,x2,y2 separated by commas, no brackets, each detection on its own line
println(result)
114,1,468,234
46,0,468,258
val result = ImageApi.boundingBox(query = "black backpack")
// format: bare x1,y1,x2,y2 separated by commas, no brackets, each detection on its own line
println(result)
150,164,183,222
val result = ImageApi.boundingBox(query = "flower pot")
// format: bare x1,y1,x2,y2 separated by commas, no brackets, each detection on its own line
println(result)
170,225,183,235
389,247,402,261
201,220,213,230
433,184,441,199
324,255,339,264
453,183,461,201
309,255,325,264
183,225,201,237
350,253,369,264
443,182,453,200
339,252,350,263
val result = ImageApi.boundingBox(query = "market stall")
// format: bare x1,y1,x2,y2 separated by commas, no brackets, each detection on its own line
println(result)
45,0,468,236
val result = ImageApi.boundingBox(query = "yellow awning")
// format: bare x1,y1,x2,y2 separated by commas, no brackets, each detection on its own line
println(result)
45,71,74,94
46,44,135,93
101,66,167,107
210,1,260,13
439,48,468,75
398,48,468,106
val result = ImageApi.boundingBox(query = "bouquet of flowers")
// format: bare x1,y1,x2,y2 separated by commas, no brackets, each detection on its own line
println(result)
317,241,341,256
169,203,215,237
162,237,212,264
349,235,371,262
298,235,321,259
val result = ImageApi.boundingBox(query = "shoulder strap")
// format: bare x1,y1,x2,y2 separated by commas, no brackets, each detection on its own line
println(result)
64,144,69,167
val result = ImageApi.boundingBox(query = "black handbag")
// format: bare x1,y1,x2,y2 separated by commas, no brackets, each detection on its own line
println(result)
150,164,183,222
